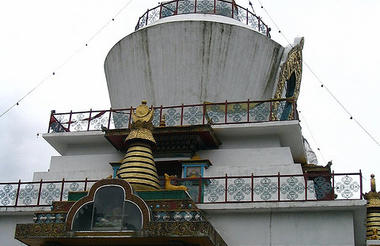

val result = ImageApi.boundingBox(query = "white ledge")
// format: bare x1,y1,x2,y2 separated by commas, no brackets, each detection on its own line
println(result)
0,206,51,215
197,199,367,213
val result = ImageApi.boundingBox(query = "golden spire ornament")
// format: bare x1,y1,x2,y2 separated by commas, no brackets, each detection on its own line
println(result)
364,174,380,240
117,101,160,191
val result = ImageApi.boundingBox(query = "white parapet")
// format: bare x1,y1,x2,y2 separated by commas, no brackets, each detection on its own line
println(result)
104,18,284,108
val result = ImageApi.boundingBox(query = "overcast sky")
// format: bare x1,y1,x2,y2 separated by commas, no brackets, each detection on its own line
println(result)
0,0,379,188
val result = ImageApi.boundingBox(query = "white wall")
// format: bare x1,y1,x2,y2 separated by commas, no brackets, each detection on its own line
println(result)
0,214,31,246
105,20,284,108
33,153,123,181
199,147,301,177
215,134,282,149
207,210,355,246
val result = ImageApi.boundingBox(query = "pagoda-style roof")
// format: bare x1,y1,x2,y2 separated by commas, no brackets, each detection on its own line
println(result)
104,125,221,156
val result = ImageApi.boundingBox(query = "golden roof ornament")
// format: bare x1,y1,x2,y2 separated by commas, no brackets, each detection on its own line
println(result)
365,174,380,203
371,174,377,193
364,174,380,240
117,101,160,191
125,100,156,144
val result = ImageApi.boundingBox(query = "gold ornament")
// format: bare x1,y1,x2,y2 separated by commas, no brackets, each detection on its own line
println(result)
272,39,303,121
117,101,160,191
364,174,380,240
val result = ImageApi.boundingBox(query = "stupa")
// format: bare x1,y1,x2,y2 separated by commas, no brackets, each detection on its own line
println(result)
0,1,369,245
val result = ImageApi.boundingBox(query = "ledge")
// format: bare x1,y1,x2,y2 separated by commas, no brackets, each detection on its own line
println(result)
198,199,367,213
0,206,50,215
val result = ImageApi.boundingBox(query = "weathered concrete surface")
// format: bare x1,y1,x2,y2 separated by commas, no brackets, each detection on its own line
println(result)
0,214,31,246
105,20,284,108
201,200,367,246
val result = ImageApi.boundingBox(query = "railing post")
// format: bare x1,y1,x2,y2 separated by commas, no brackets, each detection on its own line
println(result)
146,10,149,25
224,100,228,124
60,179,65,201
198,177,202,203
107,108,112,129
129,107,133,128
332,171,335,199
181,104,184,126
304,173,308,201
251,173,254,202
37,179,43,206
225,174,228,202
14,180,21,207
359,170,363,199
202,102,206,124
68,110,73,131
48,110,54,133
175,0,179,14
87,109,92,131
214,0,216,14
246,8,249,25
159,105,163,125
292,100,296,120
159,3,163,18
277,172,281,201
84,178,88,191
194,0,197,13
247,99,250,123
269,101,273,121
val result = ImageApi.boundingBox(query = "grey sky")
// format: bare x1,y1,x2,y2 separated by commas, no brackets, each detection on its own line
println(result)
0,0,379,185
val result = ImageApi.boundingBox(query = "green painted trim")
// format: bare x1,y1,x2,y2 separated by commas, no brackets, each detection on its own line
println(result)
137,190,189,201
68,191,88,201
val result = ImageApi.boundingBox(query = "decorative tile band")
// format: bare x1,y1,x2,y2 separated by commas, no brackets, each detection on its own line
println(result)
33,213,66,224
135,0,271,38
0,173,362,208
48,99,297,133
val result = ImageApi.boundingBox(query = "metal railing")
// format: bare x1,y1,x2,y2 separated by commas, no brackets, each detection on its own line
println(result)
48,99,297,133
135,0,271,37
0,172,362,208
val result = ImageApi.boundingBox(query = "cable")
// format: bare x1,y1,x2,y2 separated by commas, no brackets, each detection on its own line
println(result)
254,0,380,147
298,110,327,164
0,0,135,119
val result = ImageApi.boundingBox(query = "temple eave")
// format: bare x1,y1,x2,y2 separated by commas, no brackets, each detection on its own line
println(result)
15,221,227,246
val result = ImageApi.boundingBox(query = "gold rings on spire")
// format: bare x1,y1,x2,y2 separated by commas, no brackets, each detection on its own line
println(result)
117,101,160,191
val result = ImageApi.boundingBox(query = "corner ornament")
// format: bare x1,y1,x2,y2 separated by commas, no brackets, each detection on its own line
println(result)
274,37,304,100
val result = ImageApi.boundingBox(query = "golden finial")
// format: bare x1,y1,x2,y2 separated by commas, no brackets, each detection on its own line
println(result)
365,174,380,240
371,174,376,192
125,100,156,144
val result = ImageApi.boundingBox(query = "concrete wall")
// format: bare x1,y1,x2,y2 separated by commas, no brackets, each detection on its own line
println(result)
216,134,282,149
207,210,355,246
105,20,284,108
36,132,300,180
33,153,123,181
0,214,31,246
34,147,297,180
199,147,300,176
